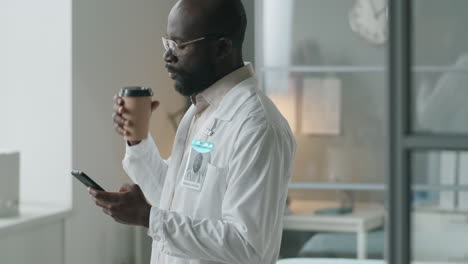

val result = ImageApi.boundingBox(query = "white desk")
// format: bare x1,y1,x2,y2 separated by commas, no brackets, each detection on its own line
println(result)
283,206,385,260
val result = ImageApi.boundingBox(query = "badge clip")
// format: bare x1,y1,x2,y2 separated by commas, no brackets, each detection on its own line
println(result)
204,128,214,136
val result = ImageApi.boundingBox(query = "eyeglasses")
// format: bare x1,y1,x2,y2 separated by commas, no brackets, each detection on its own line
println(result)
162,34,223,57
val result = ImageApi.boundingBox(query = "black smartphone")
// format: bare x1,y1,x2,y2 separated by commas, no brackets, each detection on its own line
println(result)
71,170,105,191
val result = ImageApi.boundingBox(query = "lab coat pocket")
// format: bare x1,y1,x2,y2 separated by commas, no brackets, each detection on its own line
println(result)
202,163,228,197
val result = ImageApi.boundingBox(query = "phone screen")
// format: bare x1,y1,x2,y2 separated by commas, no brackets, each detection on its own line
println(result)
71,170,105,191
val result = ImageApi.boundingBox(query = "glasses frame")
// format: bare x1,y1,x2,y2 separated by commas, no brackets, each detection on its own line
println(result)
162,34,224,56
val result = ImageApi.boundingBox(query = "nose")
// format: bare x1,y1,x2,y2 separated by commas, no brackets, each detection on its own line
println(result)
163,49,177,64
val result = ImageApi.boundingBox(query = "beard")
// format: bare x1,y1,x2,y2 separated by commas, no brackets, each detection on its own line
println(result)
166,60,217,97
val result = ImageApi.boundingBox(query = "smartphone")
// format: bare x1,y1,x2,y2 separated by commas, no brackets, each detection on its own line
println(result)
71,170,105,191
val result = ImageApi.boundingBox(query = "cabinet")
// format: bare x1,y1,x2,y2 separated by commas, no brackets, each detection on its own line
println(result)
0,221,64,264
0,204,70,264
412,209,468,262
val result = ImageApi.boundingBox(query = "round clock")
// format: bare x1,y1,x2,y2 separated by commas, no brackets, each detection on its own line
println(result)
348,0,388,45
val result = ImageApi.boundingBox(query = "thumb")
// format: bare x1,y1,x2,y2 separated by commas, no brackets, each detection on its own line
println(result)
131,184,143,193
130,184,146,197
151,101,160,112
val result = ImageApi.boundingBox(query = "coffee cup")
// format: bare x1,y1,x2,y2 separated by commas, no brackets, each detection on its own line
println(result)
119,86,153,141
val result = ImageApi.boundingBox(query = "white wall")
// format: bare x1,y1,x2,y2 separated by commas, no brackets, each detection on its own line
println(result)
68,0,184,263
0,0,72,206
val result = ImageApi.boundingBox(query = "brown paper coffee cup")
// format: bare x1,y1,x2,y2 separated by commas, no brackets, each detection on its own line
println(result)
119,87,153,141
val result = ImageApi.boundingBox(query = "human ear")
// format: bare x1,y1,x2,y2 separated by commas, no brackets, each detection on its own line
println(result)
215,37,233,60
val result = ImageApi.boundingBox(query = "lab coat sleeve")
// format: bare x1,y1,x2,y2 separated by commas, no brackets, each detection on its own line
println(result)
147,122,295,263
122,134,169,206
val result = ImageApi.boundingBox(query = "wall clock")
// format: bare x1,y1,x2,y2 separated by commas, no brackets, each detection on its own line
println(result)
349,0,388,45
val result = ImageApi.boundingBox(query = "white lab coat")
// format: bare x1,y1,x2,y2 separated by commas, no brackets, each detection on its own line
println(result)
123,76,296,264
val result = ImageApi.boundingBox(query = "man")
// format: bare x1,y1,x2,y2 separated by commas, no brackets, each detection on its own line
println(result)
89,0,296,263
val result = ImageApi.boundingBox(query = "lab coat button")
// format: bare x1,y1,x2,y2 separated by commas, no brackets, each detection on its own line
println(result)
154,235,161,241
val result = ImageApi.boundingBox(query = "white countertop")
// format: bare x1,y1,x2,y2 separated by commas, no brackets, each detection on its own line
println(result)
0,203,72,236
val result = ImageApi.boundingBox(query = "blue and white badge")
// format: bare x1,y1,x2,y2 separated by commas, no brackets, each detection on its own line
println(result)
191,139,214,153
181,140,215,191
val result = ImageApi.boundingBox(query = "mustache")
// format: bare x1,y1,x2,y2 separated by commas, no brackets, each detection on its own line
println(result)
165,64,183,75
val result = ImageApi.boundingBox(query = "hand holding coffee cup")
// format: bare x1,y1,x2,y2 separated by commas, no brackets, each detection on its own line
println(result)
112,87,159,144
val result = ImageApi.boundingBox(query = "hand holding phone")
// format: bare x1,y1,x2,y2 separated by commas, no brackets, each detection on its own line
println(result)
71,170,105,191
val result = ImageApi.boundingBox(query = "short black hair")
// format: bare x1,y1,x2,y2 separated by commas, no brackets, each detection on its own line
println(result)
205,0,247,50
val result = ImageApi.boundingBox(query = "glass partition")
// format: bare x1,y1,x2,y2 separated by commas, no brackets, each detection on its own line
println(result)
412,0,468,135
258,0,389,260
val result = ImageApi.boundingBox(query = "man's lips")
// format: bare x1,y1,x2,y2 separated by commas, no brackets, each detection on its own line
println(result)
169,72,177,79
166,65,179,80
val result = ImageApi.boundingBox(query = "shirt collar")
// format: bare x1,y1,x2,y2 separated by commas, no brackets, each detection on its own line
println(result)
191,62,255,113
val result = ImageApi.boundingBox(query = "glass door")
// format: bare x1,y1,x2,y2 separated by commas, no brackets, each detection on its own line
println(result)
256,0,389,260
257,0,468,263
389,0,468,263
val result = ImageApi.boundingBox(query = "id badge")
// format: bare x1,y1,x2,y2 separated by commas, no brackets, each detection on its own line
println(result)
181,140,214,191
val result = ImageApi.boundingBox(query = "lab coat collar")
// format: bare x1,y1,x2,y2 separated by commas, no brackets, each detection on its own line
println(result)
196,63,255,109
213,76,258,121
